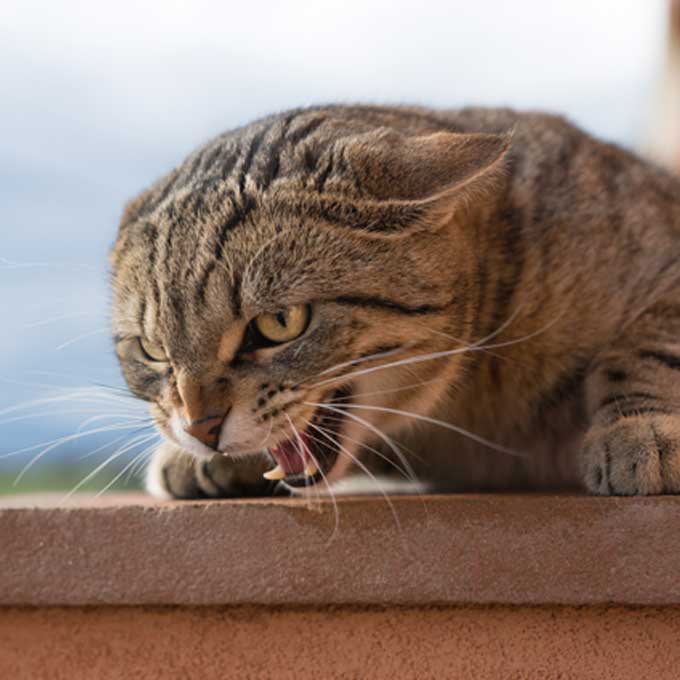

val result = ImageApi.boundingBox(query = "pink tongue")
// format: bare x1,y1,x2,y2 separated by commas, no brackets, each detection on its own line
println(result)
271,433,312,474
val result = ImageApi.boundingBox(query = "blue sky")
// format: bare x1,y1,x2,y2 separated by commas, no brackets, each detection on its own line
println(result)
0,0,668,477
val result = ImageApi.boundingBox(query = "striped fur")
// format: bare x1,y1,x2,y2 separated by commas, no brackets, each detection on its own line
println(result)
111,105,680,498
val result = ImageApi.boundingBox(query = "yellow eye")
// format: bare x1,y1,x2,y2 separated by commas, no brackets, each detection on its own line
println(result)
138,337,168,362
254,305,311,344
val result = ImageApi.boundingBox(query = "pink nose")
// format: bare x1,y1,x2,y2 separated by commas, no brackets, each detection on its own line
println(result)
184,415,225,449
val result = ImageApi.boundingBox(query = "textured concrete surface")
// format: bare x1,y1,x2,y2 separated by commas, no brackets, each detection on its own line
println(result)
2,493,680,606
3,604,680,680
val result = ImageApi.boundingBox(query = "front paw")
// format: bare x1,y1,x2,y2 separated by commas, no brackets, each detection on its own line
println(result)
581,414,680,495
146,442,283,499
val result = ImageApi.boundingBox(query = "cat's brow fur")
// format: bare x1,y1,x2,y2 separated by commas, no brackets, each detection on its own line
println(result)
111,104,680,497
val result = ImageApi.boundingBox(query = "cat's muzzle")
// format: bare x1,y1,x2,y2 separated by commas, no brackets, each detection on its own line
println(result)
263,388,350,487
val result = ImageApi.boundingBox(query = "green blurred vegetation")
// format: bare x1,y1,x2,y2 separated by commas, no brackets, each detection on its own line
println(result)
0,463,144,495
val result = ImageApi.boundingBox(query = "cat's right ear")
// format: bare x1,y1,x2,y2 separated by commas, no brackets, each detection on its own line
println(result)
277,127,513,237
341,127,512,234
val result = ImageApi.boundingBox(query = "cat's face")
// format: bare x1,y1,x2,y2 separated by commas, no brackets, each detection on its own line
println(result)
110,107,508,490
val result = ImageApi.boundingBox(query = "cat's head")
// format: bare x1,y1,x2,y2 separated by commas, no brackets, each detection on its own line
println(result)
110,106,510,490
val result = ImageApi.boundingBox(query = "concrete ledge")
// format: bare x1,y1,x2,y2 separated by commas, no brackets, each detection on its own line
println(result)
2,493,680,606
3,604,680,680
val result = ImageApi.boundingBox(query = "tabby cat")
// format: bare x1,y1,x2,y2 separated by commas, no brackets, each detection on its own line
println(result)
111,105,680,498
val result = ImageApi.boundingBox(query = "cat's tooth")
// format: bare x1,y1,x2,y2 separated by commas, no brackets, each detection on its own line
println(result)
304,460,318,477
263,464,286,481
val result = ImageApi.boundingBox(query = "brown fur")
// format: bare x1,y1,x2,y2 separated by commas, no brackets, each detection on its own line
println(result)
110,105,680,498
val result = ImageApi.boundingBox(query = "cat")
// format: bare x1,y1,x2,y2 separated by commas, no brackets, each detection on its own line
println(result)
110,105,680,499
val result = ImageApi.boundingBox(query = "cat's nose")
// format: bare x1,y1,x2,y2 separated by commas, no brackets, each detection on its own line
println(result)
184,414,225,450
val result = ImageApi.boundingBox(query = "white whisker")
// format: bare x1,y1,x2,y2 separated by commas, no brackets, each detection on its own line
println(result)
125,440,160,484
0,388,144,419
306,313,562,391
317,345,409,379
320,411,425,464
319,419,414,482
0,409,146,427
55,328,109,351
311,401,521,457
286,413,340,540
95,438,161,497
332,377,445,403
22,311,94,330
60,432,159,501
76,413,151,432
2,421,152,465
0,257,95,271
306,422,402,533
306,402,419,484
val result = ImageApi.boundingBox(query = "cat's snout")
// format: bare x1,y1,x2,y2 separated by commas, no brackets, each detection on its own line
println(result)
184,414,226,450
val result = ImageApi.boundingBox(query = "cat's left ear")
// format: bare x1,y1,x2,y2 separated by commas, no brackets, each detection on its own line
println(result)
343,128,512,232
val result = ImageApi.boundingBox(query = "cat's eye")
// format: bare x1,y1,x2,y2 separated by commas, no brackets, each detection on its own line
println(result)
252,305,311,345
138,337,168,362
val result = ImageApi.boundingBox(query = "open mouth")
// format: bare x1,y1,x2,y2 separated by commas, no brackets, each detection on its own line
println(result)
264,387,351,487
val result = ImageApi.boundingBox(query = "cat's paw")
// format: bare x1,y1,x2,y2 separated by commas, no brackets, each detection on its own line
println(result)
581,414,680,495
146,442,283,499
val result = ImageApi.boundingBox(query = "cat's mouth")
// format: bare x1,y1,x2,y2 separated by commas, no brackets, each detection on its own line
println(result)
264,387,350,487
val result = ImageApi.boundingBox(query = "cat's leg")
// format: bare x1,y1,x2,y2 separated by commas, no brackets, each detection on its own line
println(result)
581,302,680,495
146,442,283,499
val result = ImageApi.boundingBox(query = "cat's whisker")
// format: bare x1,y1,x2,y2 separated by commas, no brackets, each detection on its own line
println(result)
305,401,419,484
305,313,564,391
77,432,137,462
60,432,160,502
313,304,524,385
425,327,519,365
316,345,410,379
328,376,445,403
1,421,153,463
323,418,414,482
14,428,151,491
16,374,139,404
0,388,145,419
0,409,145,427
22,311,95,330
285,415,333,525
125,449,152,484
0,257,95,271
306,422,403,534
55,328,109,351
320,411,425,466
75,413,152,433
285,415,311,499
467,302,525,347
95,437,161,497
77,422,156,460
125,439,161,484
311,421,430,521
312,401,521,457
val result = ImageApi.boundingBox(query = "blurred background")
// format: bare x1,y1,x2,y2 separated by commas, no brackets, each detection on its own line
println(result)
1,0,678,494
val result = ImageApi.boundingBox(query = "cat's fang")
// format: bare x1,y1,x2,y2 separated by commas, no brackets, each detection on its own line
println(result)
304,460,318,477
263,464,287,481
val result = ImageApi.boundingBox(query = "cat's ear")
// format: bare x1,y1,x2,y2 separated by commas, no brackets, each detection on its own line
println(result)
271,128,511,236
342,128,512,233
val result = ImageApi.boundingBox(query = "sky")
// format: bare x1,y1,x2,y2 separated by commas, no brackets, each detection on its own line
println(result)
0,0,669,481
